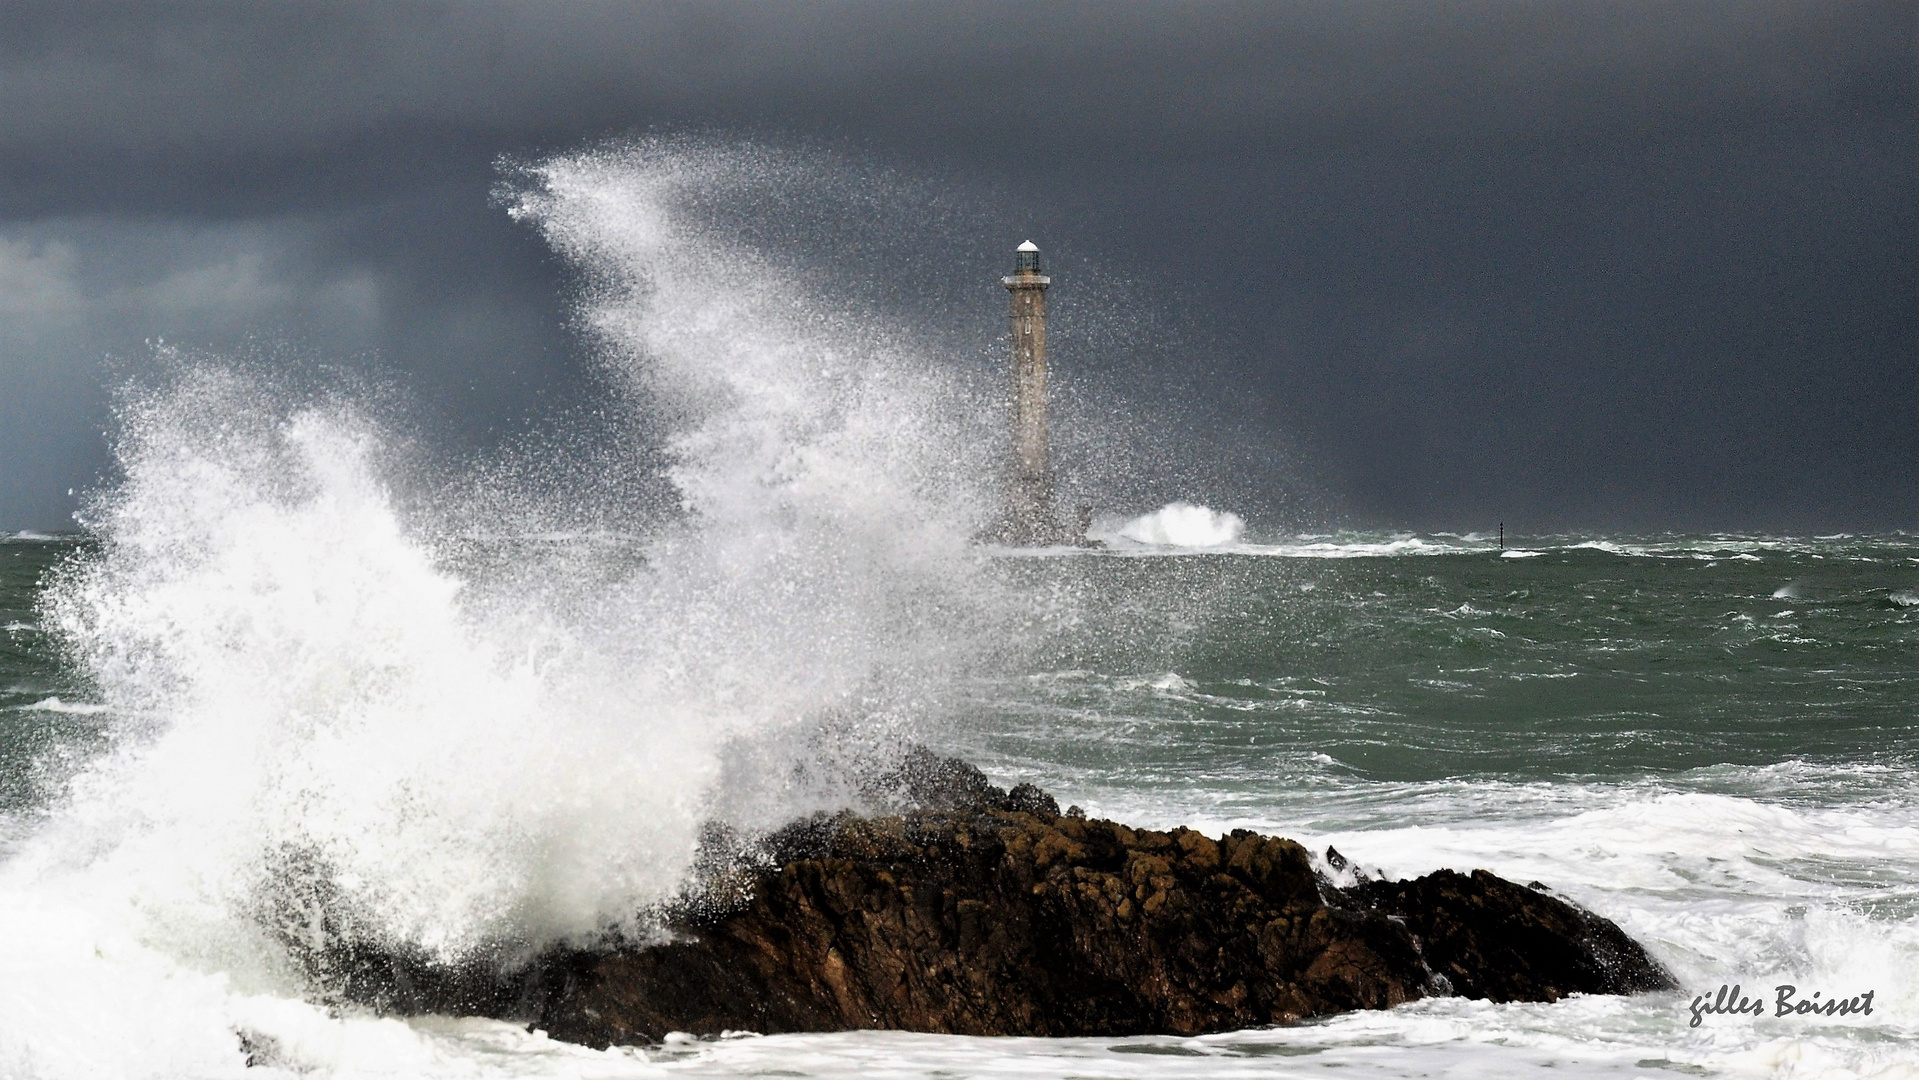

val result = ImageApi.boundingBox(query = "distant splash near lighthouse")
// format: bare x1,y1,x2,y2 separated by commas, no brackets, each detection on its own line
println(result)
1104,501,1246,548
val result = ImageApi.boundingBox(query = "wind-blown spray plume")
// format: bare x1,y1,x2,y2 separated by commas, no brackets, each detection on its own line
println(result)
26,138,1016,1011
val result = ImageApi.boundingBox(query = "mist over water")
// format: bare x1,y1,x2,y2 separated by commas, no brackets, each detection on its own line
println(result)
0,139,1915,1079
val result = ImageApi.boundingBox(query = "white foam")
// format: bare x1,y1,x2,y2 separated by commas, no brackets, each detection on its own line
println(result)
1048,766,1919,1074
2,697,106,715
1240,535,1466,558
1128,672,1192,693
1055,531,1918,562
1082,534,1471,559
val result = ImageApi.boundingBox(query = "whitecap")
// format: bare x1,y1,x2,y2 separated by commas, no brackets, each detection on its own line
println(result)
3,697,108,715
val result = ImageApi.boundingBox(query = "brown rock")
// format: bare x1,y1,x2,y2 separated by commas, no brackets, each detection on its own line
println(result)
296,754,1673,1047
521,805,1669,1045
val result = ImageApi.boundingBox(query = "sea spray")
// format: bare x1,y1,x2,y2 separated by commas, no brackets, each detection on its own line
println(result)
496,139,1028,831
10,139,1027,1077
42,366,720,960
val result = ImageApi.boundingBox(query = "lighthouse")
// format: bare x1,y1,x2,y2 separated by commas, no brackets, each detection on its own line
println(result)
1001,241,1081,545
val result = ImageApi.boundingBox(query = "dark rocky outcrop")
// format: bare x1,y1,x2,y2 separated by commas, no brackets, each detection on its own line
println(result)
1354,868,1667,1004
302,752,1672,1047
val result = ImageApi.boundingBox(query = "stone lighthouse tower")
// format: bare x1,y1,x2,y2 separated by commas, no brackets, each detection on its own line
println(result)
1003,240,1061,544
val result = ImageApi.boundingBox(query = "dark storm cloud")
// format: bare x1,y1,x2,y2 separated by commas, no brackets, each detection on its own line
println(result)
0,2,1913,530
0,4,1893,184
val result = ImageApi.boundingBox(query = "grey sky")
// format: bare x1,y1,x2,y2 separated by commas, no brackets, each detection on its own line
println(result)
1,1,1912,531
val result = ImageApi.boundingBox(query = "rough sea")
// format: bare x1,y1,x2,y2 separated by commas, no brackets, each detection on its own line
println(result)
1,141,1914,1078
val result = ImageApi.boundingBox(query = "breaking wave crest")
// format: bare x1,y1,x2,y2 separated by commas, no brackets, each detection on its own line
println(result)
11,140,1019,1073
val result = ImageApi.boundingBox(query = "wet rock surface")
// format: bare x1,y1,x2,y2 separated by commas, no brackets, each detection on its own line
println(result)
328,753,1673,1046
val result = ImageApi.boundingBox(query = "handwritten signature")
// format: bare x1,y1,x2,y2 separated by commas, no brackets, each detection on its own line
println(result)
1689,984,1875,1027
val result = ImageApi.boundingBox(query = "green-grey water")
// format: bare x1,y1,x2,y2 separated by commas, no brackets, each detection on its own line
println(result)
0,537,96,816
944,536,1919,802
8,530,1916,838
